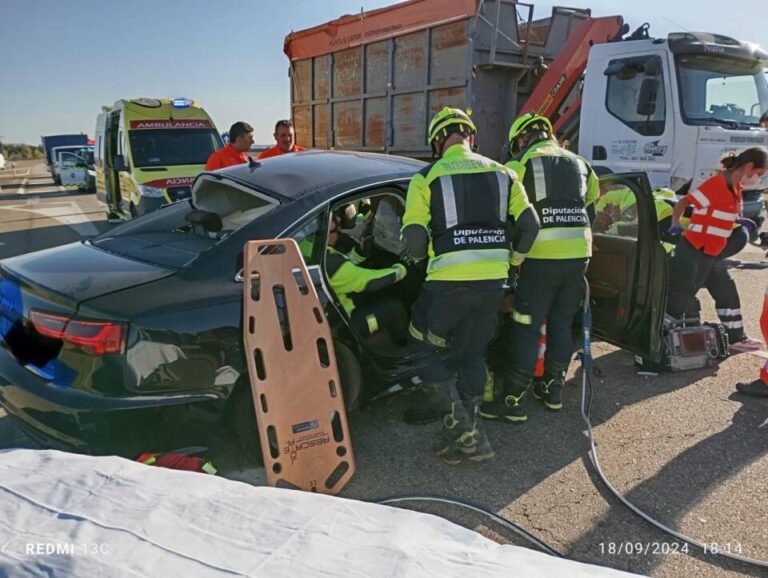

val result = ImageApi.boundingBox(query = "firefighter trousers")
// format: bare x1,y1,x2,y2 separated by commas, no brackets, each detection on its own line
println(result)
505,258,588,375
408,280,504,400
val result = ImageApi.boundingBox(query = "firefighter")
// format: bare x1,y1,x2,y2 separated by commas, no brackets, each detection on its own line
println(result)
401,107,539,464
481,113,599,423
327,213,409,345
666,148,767,350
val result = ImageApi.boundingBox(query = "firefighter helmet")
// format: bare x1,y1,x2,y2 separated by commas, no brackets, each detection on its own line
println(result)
427,107,477,146
507,112,553,149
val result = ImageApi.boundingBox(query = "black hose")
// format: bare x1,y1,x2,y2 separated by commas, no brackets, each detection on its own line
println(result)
375,494,563,557
579,278,768,569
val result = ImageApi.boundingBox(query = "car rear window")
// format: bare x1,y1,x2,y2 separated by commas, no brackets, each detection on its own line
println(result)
91,232,216,269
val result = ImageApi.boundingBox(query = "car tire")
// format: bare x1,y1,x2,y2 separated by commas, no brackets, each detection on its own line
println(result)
229,340,363,465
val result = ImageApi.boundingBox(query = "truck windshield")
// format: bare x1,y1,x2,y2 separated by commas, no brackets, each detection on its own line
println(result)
676,54,768,127
129,128,221,168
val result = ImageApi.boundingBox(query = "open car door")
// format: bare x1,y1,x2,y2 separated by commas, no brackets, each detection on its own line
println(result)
587,172,668,362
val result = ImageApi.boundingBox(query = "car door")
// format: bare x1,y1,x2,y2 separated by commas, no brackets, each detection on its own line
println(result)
588,172,667,361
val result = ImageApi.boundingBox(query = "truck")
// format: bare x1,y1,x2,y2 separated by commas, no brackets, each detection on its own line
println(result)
284,0,768,228
40,134,89,178
94,97,223,219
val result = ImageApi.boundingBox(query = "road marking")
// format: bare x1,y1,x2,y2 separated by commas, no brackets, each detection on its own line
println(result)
0,200,101,236
15,177,29,195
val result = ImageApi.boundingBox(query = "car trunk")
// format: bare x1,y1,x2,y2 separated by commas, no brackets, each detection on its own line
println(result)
0,241,176,389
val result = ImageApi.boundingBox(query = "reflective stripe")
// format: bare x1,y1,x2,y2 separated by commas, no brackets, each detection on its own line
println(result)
706,225,732,238
440,176,458,228
366,314,379,334
496,172,509,220
722,320,744,329
408,323,424,342
688,223,704,232
716,308,741,316
512,310,532,325
535,228,589,242
427,249,510,273
427,331,447,348
577,159,588,198
711,209,737,222
531,157,547,202
691,188,709,208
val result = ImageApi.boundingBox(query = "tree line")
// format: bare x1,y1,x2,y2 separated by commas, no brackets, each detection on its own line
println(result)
0,143,44,160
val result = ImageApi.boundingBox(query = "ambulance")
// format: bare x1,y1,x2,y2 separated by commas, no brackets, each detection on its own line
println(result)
94,98,223,219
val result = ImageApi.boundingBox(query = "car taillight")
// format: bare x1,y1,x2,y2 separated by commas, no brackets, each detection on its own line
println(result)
29,310,126,355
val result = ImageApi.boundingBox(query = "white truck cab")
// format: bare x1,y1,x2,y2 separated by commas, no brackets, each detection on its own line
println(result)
580,32,768,192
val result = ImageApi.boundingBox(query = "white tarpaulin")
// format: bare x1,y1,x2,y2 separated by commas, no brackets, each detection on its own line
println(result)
0,449,640,577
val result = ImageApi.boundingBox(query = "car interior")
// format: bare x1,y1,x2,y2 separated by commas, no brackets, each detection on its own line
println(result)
324,191,425,356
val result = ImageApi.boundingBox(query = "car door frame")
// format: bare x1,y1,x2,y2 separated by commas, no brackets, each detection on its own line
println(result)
589,172,668,361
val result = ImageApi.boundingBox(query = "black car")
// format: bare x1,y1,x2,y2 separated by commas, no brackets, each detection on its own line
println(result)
0,151,666,458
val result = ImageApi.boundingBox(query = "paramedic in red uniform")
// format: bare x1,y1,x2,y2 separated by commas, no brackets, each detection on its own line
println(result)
665,147,767,350
205,122,254,170
257,119,305,159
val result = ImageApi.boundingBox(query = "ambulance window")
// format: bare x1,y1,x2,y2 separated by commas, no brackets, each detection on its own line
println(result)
605,56,666,136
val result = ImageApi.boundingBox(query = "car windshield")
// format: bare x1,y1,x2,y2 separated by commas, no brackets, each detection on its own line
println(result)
129,128,221,168
676,54,768,127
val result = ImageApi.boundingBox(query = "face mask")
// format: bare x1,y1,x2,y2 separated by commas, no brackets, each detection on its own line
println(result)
740,173,763,189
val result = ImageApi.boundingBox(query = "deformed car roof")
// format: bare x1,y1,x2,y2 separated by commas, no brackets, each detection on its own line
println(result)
204,150,426,201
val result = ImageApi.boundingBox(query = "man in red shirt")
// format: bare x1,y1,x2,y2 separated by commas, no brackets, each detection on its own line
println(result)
257,119,305,159
205,122,254,170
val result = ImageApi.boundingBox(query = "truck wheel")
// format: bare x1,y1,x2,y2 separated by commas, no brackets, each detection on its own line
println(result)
230,340,363,464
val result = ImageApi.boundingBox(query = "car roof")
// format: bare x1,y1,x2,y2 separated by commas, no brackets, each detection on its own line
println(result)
203,150,426,201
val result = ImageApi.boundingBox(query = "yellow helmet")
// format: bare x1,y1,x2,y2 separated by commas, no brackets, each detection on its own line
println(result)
427,107,477,146
508,112,553,152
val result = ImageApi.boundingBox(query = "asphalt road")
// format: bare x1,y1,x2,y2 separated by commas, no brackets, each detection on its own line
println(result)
1,160,767,577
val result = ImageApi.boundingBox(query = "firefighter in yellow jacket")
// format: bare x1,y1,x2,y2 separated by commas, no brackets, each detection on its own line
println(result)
401,107,540,464
481,113,598,423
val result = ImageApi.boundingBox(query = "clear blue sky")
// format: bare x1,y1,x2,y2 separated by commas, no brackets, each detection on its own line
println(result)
1,0,766,145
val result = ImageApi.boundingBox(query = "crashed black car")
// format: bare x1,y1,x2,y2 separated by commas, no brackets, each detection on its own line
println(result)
0,151,666,457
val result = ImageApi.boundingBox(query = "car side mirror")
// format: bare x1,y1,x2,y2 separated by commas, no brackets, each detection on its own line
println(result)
636,78,658,117
114,154,129,172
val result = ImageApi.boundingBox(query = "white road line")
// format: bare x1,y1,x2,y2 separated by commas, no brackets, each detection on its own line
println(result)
15,177,29,195
0,199,101,236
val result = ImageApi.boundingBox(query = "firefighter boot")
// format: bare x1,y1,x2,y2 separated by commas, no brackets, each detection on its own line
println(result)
433,385,494,464
479,368,532,423
532,360,568,411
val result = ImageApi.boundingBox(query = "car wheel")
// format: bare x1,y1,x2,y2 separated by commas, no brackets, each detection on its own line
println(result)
229,340,363,464
335,340,362,412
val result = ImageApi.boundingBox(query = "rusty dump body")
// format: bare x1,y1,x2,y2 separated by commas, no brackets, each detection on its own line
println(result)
285,0,594,161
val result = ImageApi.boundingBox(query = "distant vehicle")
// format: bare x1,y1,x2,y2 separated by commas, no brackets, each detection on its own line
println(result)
40,134,88,174
57,146,95,191
0,154,5,171
0,151,664,457
94,97,223,220
50,145,91,185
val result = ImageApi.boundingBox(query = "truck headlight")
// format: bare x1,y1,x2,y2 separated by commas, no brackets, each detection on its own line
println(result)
138,184,165,198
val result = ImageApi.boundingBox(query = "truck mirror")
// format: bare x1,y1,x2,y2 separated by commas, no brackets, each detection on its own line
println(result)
114,154,129,172
636,78,658,117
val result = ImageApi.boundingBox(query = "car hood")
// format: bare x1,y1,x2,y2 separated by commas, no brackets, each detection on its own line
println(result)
1,241,174,305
